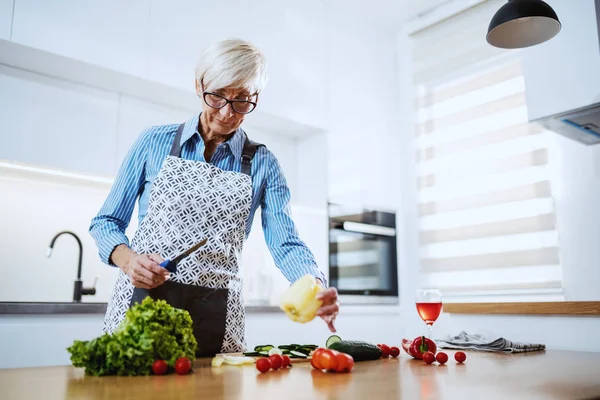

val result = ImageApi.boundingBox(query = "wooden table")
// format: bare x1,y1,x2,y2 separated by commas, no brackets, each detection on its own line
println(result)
2,350,600,399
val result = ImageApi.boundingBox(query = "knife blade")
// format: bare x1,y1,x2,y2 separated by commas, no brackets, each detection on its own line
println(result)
160,238,208,273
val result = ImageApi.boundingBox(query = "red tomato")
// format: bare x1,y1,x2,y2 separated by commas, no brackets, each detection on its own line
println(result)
334,352,354,373
268,354,283,370
436,352,448,365
455,351,467,363
423,352,435,365
152,359,168,375
390,347,400,358
311,348,328,370
318,349,339,371
281,355,291,368
256,358,271,373
380,344,391,358
174,357,192,375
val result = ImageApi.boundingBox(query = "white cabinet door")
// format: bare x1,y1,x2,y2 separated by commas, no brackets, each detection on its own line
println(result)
114,96,191,174
0,0,13,40
11,0,150,77
0,65,119,175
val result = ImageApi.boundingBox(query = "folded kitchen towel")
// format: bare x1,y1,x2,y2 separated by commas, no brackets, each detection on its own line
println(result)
435,331,546,353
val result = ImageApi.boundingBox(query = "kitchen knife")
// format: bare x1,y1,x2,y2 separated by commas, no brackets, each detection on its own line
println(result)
160,238,208,273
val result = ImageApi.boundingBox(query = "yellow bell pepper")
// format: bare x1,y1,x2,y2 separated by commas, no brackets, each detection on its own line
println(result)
279,274,325,323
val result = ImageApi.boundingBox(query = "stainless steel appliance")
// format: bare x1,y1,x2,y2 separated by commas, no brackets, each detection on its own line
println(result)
328,203,398,304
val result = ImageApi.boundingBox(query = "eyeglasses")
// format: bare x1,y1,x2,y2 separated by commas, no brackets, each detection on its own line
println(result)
202,92,257,114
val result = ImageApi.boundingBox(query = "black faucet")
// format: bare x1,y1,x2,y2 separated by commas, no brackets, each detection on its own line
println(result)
47,231,96,302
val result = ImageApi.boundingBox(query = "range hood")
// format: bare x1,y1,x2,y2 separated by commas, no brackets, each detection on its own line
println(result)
521,0,600,145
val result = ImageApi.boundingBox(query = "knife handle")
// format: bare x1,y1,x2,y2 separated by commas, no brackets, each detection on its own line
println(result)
160,259,177,274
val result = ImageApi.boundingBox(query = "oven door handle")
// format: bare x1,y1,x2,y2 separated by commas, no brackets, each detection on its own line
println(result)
338,221,396,237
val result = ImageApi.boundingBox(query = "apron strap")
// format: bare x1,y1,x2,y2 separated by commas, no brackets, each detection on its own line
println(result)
170,122,263,175
169,124,186,157
241,134,264,176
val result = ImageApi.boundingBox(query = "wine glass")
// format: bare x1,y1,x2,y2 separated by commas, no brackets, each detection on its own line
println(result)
415,289,442,337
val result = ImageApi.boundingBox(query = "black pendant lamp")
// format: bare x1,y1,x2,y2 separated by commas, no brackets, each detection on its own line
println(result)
487,0,561,49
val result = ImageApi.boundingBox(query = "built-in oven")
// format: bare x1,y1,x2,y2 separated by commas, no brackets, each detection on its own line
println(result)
328,203,398,304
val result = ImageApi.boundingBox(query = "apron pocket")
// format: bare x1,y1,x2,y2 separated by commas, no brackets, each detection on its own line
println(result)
130,280,229,358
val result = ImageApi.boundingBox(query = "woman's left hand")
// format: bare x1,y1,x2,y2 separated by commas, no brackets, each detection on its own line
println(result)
316,286,340,332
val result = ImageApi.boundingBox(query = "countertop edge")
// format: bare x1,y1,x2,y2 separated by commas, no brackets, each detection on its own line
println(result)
0,302,282,315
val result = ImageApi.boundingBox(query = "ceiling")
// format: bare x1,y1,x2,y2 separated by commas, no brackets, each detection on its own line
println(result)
324,0,450,27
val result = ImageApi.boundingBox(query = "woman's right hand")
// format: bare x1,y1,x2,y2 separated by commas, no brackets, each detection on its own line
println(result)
111,245,170,289
124,253,170,289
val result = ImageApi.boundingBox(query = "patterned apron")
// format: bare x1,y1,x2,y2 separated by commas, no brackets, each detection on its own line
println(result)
102,123,263,357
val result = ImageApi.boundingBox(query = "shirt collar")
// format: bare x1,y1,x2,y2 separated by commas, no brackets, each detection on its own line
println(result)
180,113,246,160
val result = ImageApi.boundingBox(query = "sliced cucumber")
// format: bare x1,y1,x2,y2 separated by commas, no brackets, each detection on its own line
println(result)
277,345,294,350
268,347,283,356
290,350,308,358
326,335,342,348
254,345,274,352
258,351,270,357
292,347,311,356
303,344,318,350
243,351,261,357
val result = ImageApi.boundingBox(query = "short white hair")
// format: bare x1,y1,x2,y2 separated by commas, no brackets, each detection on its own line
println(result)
195,39,268,95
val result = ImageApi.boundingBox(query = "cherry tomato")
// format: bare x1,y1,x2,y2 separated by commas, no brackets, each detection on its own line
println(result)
174,357,192,375
321,349,340,371
379,344,391,358
334,352,354,373
152,359,168,375
268,354,283,370
390,347,400,358
256,358,271,373
311,348,328,370
423,352,435,365
436,352,448,365
455,351,467,363
281,355,291,368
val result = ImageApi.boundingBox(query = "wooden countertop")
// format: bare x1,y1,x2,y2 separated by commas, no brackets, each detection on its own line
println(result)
2,350,600,399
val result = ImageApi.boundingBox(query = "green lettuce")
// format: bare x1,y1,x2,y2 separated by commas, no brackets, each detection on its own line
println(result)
67,297,197,376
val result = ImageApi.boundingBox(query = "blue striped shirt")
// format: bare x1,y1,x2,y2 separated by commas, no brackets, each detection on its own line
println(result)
89,113,326,286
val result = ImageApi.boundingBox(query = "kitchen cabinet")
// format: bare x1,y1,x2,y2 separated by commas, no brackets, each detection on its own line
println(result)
0,64,119,176
11,0,150,77
0,0,12,40
115,96,191,174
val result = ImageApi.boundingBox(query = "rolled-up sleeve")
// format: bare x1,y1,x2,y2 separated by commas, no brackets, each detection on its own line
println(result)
260,153,327,286
89,129,150,265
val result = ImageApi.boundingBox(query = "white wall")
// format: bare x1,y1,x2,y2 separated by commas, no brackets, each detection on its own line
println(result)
395,29,600,352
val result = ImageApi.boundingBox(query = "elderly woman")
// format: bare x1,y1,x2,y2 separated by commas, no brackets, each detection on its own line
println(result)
89,39,339,357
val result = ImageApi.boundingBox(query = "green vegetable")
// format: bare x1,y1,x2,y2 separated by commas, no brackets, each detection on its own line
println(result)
326,335,342,348
67,297,197,376
327,340,382,361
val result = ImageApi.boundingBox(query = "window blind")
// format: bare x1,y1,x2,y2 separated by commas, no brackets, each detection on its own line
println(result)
409,0,564,302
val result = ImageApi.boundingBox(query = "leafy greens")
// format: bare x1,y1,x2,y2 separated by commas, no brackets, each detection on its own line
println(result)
67,297,197,376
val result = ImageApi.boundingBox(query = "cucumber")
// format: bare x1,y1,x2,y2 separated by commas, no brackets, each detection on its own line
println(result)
254,345,274,352
258,351,269,357
289,350,308,358
268,347,283,356
303,344,318,350
326,335,342,348
327,340,382,362
292,347,311,356
242,351,261,357
277,345,294,350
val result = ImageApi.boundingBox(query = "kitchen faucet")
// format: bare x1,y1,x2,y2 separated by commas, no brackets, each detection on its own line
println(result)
47,231,96,303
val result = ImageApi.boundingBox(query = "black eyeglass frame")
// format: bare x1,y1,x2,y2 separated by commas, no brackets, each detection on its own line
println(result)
202,91,258,114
